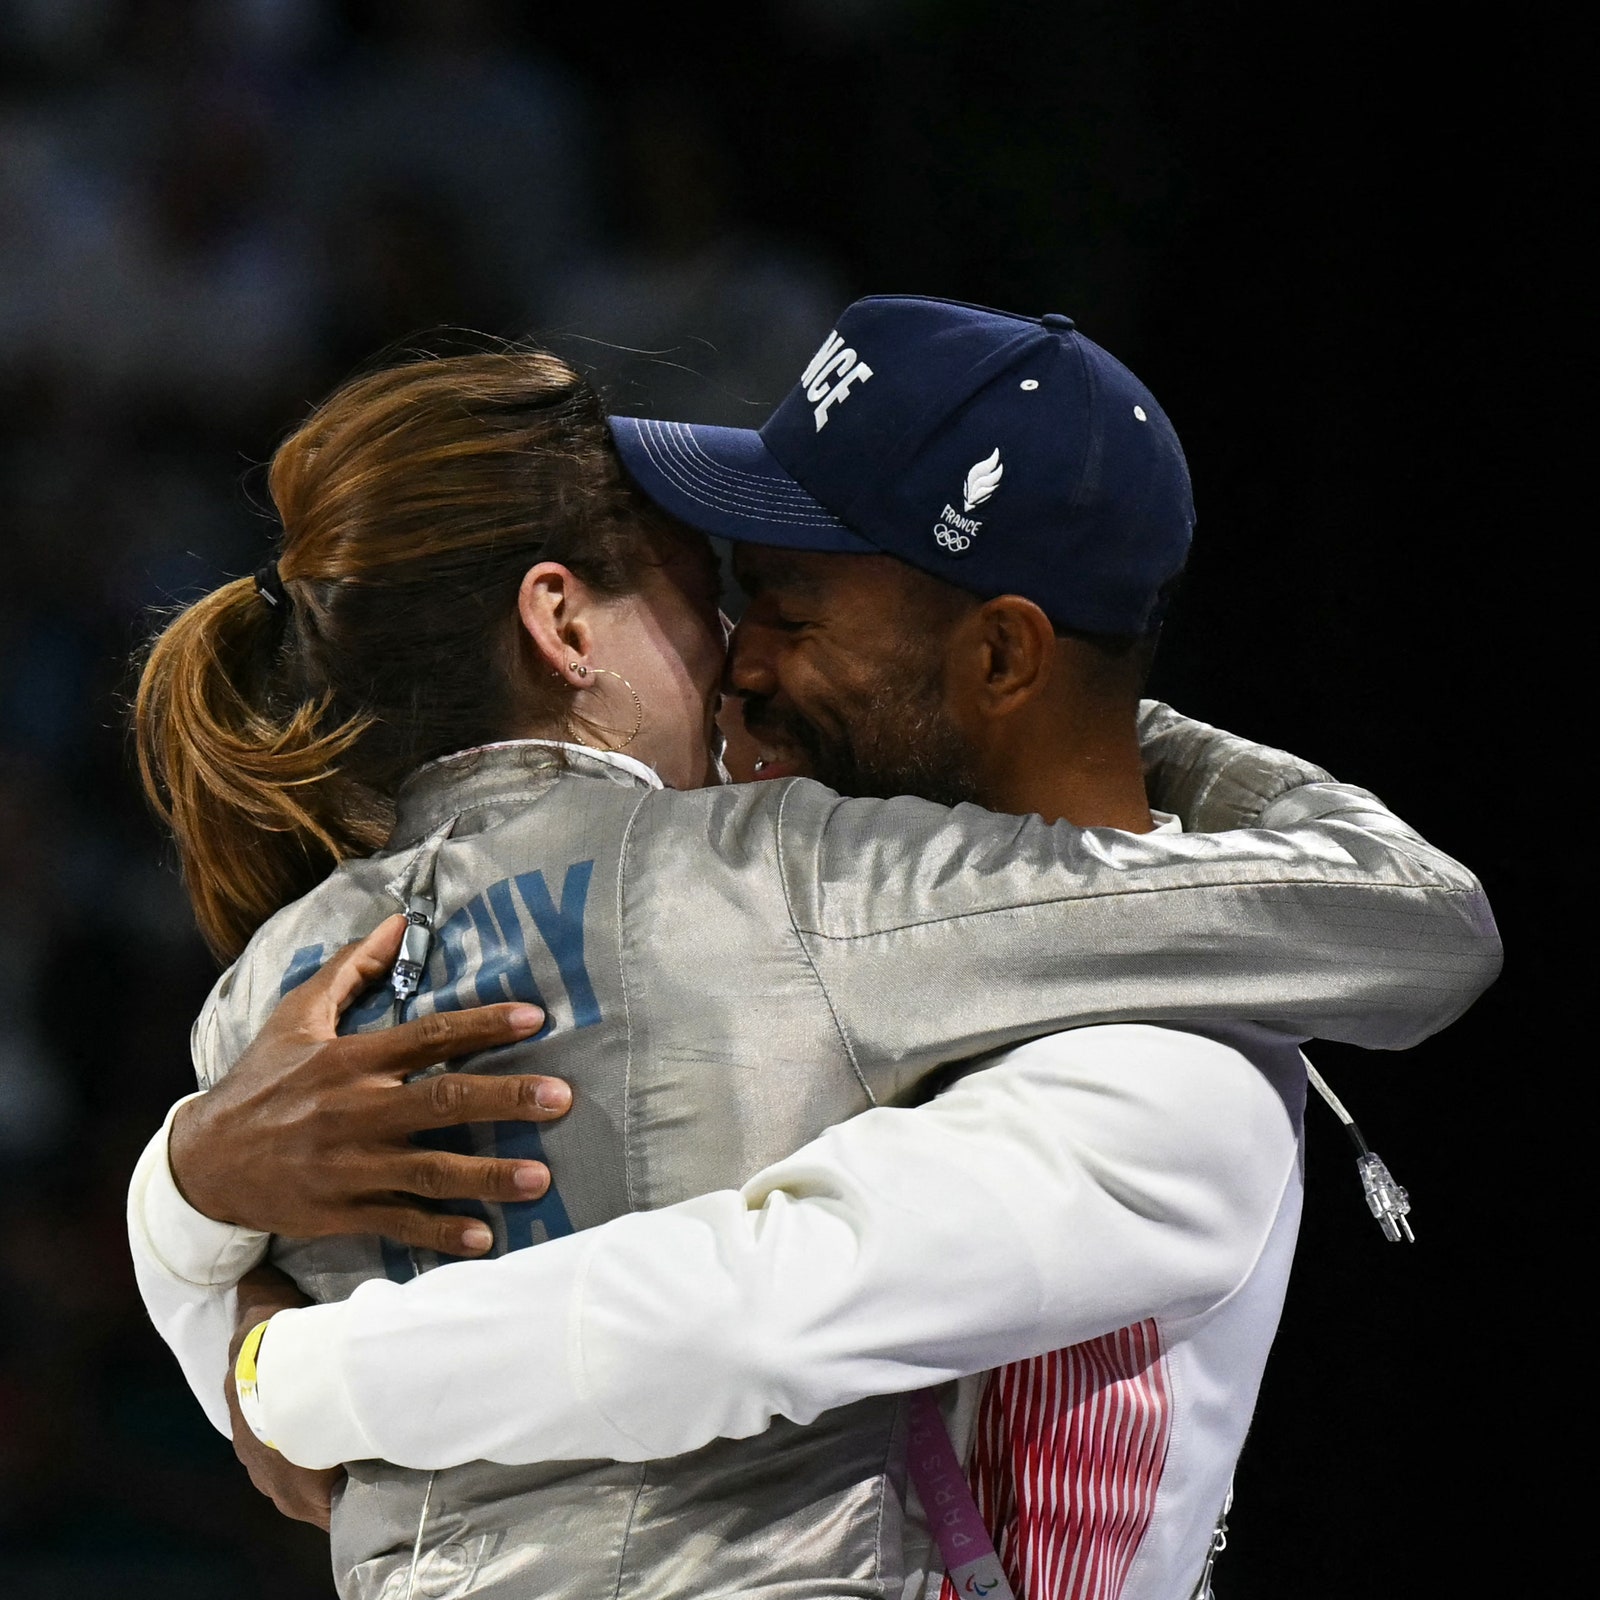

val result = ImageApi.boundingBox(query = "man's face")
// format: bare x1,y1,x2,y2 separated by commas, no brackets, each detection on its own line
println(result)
725,544,981,805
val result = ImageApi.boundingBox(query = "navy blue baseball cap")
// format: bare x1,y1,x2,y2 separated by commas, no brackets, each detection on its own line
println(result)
609,295,1194,635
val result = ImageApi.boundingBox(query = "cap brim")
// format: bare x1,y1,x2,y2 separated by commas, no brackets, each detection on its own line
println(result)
609,416,875,553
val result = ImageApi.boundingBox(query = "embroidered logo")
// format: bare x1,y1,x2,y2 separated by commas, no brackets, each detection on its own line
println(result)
962,448,1003,511
933,450,1003,555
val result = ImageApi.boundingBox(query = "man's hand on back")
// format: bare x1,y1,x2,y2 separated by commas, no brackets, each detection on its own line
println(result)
168,916,572,1258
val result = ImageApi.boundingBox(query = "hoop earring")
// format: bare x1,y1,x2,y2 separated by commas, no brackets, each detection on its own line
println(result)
568,664,644,751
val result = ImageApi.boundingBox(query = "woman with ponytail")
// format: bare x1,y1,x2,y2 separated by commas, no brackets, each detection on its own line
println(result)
128,347,1497,1599
137,348,723,964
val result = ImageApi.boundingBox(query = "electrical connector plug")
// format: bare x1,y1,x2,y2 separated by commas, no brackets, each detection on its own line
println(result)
1356,1151,1414,1244
390,896,435,1010
1306,1063,1417,1246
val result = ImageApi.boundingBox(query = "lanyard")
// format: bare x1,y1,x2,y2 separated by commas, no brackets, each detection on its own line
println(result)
905,1389,1018,1600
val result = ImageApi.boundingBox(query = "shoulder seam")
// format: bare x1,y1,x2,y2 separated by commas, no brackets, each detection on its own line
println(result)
615,789,655,1212
791,875,1471,941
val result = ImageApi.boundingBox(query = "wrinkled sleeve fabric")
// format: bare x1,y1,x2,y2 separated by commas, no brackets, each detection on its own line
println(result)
770,715,1498,1107
250,1024,1299,1471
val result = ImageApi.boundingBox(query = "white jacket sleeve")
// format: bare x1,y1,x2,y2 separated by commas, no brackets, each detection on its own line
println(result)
248,1024,1301,1471
127,1094,270,1436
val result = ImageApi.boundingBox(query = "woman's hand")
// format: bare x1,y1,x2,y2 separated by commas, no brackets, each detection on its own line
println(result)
225,1265,342,1529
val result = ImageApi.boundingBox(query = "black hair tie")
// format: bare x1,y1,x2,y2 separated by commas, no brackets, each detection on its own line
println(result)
255,563,289,611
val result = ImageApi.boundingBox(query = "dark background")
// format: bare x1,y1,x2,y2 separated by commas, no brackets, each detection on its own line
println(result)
0,1,1554,1594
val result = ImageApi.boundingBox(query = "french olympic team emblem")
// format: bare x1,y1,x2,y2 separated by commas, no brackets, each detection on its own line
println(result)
934,449,1003,555
962,449,1004,511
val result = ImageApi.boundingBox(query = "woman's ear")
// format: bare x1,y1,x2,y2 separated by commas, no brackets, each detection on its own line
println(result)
518,563,596,687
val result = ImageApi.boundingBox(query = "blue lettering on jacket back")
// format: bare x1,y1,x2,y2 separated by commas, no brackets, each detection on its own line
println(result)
275,862,598,1282
278,944,326,998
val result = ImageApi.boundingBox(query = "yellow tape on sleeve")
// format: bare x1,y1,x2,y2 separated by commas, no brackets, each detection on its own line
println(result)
234,1318,278,1449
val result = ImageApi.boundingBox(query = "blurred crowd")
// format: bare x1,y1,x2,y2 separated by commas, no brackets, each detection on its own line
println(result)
0,1,853,1591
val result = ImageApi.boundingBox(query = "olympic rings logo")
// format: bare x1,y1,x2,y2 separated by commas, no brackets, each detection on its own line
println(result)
934,524,973,553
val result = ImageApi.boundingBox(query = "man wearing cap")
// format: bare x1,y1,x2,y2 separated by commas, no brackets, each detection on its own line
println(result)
129,299,1496,1599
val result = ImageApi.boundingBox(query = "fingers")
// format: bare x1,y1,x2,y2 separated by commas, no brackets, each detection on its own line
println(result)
295,1476,337,1532
395,1151,551,1204
342,1003,548,1082
276,1467,340,1530
283,915,407,1031
234,1268,312,1334
394,1069,570,1129
236,1261,306,1302
252,1462,340,1529
228,1375,336,1530
360,1203,507,1259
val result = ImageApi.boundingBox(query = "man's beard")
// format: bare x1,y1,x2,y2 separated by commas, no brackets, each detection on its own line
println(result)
743,651,980,808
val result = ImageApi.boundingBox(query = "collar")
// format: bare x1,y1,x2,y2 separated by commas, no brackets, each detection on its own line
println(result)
509,739,666,791
390,739,663,849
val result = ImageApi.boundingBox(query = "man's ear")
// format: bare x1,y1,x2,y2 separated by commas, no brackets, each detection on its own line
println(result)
518,563,597,688
967,594,1057,717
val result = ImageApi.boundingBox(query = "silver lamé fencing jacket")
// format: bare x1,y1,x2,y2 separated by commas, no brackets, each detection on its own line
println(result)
191,702,1499,1600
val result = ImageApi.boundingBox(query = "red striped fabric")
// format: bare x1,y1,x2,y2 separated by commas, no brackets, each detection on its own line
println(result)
938,1320,1172,1600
